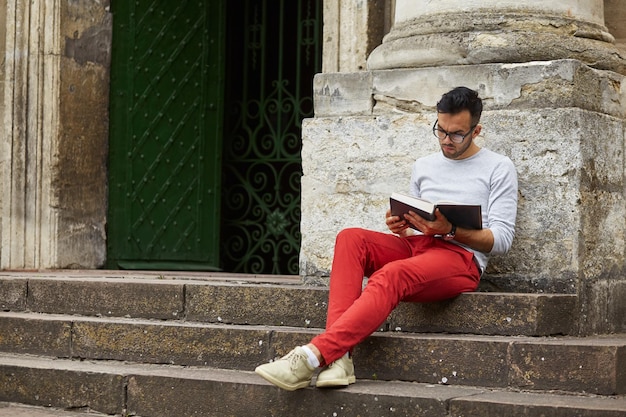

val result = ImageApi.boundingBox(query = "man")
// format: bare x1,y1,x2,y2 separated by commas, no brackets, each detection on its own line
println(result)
255,86,518,391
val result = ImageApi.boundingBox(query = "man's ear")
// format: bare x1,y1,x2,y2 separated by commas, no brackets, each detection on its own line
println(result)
473,124,482,137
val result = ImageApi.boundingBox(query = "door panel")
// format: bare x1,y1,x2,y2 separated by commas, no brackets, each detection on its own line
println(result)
108,0,225,270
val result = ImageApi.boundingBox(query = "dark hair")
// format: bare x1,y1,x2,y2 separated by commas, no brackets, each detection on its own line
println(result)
436,87,483,125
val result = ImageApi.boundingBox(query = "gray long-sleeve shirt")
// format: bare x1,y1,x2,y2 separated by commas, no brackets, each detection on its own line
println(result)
410,148,518,272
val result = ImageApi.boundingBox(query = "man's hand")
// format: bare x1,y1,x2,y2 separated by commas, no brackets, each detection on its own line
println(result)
404,209,453,236
385,209,412,236
404,209,495,252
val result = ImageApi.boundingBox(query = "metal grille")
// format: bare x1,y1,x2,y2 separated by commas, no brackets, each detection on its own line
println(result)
220,0,322,274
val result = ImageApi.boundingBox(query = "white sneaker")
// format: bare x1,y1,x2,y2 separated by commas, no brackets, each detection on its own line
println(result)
255,347,316,391
315,355,356,388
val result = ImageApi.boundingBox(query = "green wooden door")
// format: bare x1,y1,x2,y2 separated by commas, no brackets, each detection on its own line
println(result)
107,0,225,270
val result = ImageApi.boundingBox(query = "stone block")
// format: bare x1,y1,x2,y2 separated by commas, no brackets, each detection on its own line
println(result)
27,278,184,319
390,293,577,336
0,278,27,311
0,313,70,357
127,371,479,417
0,357,124,415
71,320,270,370
313,72,373,116
353,334,510,388
450,390,626,417
186,283,328,328
371,60,626,117
508,337,626,394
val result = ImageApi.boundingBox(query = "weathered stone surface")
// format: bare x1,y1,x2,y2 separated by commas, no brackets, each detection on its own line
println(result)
368,1,626,74
55,0,111,269
72,320,270,370
321,0,389,73
0,356,124,415
1,353,624,417
302,61,626,307
186,282,329,328
0,402,111,417
313,72,374,116
127,371,479,417
0,275,579,336
608,280,626,333
1,0,111,270
354,334,510,388
368,60,626,118
0,314,70,357
605,0,626,52
27,278,184,319
390,292,577,336
508,336,626,395
450,390,626,417
0,278,26,311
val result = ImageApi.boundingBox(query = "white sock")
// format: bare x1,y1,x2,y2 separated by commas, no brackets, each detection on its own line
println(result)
300,345,320,368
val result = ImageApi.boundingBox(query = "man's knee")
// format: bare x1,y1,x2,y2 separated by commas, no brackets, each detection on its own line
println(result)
335,228,368,245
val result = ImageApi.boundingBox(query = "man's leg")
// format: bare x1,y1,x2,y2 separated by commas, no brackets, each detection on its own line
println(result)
325,228,414,330
311,237,480,365
255,227,411,390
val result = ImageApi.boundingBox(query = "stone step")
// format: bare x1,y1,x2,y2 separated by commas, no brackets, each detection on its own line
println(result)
0,354,624,417
0,402,113,417
0,311,623,395
0,274,578,336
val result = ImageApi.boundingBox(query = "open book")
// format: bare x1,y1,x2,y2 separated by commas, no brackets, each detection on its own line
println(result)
390,192,482,230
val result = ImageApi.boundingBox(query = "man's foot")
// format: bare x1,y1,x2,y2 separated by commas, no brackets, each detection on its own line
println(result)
315,354,356,388
255,347,316,391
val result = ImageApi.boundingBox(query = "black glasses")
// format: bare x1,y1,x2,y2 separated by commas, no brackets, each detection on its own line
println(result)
432,120,477,144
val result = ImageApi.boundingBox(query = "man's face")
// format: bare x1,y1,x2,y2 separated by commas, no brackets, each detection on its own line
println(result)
435,110,479,160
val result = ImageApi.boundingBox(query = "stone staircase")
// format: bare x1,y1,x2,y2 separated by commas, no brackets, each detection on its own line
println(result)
0,271,624,416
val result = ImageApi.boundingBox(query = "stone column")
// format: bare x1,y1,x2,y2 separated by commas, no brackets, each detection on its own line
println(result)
322,0,393,73
0,0,110,269
605,0,626,51
368,0,625,74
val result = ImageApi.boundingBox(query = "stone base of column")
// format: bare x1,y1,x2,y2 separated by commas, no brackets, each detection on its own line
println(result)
367,12,626,75
301,59,626,334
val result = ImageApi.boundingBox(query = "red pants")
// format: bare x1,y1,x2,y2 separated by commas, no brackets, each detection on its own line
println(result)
310,228,481,365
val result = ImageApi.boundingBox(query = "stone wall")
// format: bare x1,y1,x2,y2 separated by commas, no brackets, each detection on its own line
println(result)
300,60,626,334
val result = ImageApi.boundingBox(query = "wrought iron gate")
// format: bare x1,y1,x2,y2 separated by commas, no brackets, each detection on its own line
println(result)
220,0,322,274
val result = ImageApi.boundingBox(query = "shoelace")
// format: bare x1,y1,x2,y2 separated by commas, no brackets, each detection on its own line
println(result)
286,350,306,371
